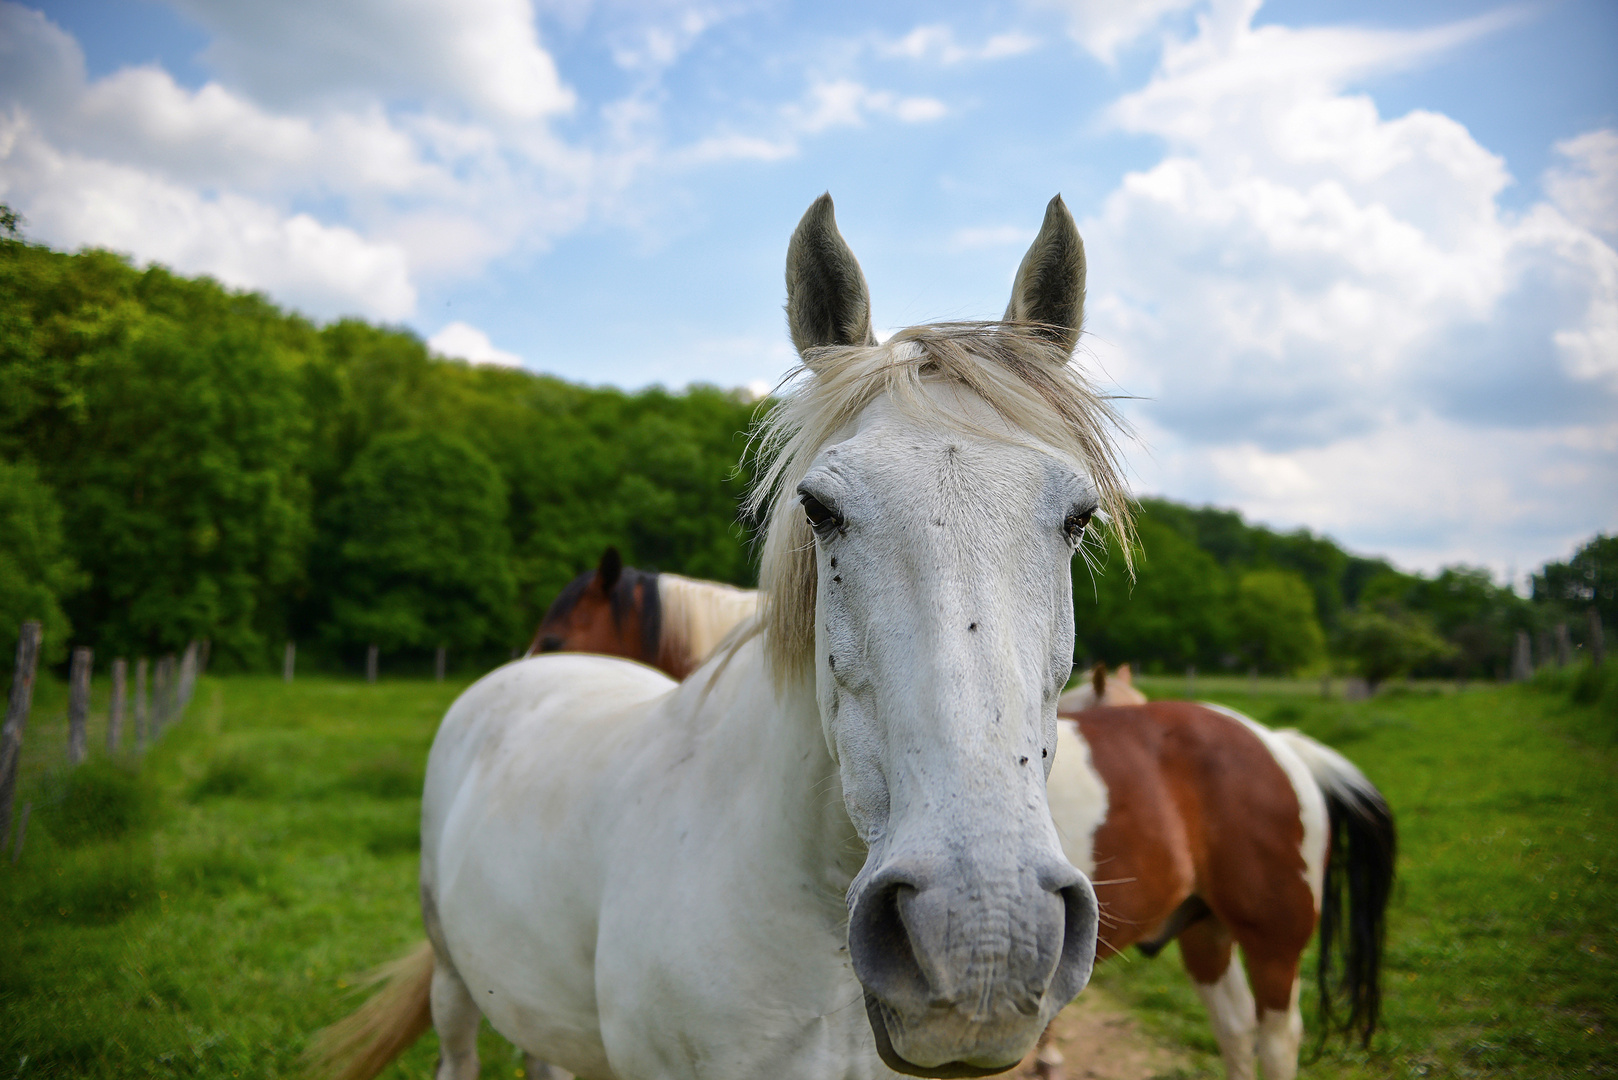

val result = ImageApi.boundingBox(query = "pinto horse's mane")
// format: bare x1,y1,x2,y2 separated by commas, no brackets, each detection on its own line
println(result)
745,321,1134,684
656,573,761,676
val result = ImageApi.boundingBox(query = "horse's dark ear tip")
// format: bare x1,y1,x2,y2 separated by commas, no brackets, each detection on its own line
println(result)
598,546,623,592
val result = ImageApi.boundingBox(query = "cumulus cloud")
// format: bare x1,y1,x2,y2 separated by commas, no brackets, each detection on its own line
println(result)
0,110,416,319
1545,129,1618,246
1073,0,1617,570
0,1,600,319
165,0,574,119
428,321,524,367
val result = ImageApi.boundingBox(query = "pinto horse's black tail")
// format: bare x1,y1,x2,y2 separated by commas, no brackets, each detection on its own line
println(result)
1276,729,1397,1047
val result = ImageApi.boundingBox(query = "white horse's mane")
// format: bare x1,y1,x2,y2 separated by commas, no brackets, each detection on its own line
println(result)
746,321,1135,683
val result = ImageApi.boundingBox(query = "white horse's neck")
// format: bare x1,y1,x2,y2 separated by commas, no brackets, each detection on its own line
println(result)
657,574,762,676
674,636,862,894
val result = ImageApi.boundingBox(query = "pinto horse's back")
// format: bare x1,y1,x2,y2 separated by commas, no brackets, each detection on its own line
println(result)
1066,703,1325,965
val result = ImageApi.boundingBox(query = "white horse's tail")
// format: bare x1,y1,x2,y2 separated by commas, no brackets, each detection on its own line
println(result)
1273,729,1396,1048
305,941,434,1080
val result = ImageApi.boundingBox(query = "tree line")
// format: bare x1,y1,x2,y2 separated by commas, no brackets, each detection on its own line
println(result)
1,222,1610,682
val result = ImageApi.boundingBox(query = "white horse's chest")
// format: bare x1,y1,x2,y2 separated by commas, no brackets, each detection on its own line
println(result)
424,656,895,1079
1046,719,1110,876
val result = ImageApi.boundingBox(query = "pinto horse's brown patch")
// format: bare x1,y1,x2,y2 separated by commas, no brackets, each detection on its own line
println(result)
526,547,661,667
1072,702,1316,1012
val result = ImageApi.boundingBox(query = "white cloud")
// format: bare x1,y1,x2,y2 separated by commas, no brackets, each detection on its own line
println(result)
0,1,606,318
165,0,574,119
790,80,948,133
1545,129,1618,246
884,25,1039,64
1073,0,1617,573
428,321,524,367
1127,411,1618,573
0,111,416,319
1029,0,1201,63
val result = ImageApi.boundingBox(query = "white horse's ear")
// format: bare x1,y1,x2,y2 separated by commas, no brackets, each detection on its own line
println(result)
786,193,876,358
1004,194,1086,355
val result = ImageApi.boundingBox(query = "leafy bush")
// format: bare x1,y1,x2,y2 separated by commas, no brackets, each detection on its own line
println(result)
1530,659,1618,745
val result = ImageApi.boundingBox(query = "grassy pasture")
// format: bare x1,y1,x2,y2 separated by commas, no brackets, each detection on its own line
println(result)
1,669,1613,1079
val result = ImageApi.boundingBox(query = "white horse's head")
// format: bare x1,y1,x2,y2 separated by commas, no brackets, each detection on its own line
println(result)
750,195,1134,1077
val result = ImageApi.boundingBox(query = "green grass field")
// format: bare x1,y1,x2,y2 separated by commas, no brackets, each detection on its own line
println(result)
1,669,1613,1079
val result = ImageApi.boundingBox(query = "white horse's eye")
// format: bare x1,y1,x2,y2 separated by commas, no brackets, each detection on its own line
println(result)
1064,508,1093,544
801,493,843,534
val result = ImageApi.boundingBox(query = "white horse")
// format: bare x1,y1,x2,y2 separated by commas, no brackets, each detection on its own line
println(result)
312,193,1137,1080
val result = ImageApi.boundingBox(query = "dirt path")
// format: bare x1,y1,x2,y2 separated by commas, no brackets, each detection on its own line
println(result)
1001,987,1192,1080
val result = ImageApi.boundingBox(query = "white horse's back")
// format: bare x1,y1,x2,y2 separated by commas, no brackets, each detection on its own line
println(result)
422,655,676,1076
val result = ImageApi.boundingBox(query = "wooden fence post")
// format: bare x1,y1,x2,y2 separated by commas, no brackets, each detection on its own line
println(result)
284,641,296,683
9,801,30,864
178,641,198,711
67,646,93,765
435,645,446,683
165,655,178,723
134,657,149,750
1512,630,1532,681
1555,623,1572,667
108,658,128,752
1591,609,1606,666
152,656,169,736
1185,665,1195,698
366,644,378,684
1,621,43,854
198,638,210,676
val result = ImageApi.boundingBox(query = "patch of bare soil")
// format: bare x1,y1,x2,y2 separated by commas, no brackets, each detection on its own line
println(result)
996,987,1191,1080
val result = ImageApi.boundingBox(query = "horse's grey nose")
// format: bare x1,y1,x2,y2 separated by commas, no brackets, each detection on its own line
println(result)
848,860,1098,1018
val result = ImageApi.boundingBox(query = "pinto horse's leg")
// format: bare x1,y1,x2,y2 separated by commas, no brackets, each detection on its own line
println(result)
1177,918,1257,1080
431,963,481,1080
1240,945,1303,1080
1251,973,1303,1080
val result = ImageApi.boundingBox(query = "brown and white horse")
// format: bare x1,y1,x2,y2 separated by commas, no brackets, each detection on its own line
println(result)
527,547,758,680
1058,662,1148,710
534,557,1396,1080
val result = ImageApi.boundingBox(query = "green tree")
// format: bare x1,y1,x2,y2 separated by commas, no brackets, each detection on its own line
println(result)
1336,603,1456,690
0,459,86,664
1534,534,1618,643
0,245,314,667
322,430,517,660
1231,568,1325,674
1073,515,1234,671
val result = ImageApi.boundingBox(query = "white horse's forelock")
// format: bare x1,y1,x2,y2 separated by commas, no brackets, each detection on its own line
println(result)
746,321,1136,684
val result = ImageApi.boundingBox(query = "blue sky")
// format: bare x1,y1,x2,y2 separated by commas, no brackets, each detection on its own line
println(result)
1,0,1614,581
